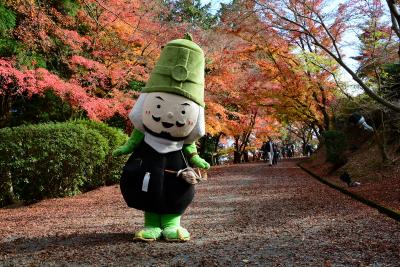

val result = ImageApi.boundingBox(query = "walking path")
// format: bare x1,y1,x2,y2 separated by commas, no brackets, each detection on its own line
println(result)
1,160,399,266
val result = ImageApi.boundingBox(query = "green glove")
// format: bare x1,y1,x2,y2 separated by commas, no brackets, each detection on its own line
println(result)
112,129,144,156
183,143,210,169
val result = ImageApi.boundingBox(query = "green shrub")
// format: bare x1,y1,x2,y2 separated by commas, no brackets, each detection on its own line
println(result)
0,38,21,57
0,4,19,58
0,4,16,34
61,0,81,16
17,50,47,69
0,122,109,206
322,130,348,165
9,90,73,127
105,114,128,130
128,80,145,92
73,119,128,189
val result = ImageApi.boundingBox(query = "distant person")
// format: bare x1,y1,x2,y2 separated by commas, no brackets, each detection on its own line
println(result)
281,147,286,158
272,143,279,165
286,144,293,158
260,142,267,161
340,171,361,187
263,140,274,166
305,144,313,157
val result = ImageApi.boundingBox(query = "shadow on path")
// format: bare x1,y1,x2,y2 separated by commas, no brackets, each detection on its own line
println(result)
1,232,133,254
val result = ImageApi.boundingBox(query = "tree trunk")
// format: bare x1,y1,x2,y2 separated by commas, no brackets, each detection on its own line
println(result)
243,151,249,162
0,171,16,207
376,110,390,164
0,95,12,128
213,133,222,165
233,151,242,164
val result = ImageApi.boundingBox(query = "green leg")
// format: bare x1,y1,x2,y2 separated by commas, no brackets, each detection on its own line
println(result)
161,214,190,242
134,212,162,241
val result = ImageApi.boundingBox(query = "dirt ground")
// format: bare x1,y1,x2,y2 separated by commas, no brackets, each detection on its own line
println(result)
1,159,399,266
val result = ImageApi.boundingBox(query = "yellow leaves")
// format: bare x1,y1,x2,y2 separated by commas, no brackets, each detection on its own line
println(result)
206,102,226,116
110,20,135,41
206,117,224,136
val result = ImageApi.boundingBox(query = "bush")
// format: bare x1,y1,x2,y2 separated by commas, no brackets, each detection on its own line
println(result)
8,90,73,127
322,130,348,165
0,38,20,57
0,4,16,34
0,122,109,206
105,114,128,131
73,120,128,189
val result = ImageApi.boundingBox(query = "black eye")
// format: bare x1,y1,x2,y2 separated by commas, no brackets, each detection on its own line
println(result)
181,110,186,114
157,104,161,108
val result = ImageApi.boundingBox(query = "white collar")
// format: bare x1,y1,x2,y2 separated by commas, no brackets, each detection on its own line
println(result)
144,132,184,153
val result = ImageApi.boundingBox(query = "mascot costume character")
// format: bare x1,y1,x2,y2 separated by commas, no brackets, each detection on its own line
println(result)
113,34,210,242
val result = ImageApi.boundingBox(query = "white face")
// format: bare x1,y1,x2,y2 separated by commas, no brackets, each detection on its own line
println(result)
142,92,200,139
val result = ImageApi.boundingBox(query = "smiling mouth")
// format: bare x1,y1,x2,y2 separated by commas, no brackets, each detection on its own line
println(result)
162,122,174,128
143,125,188,141
152,115,161,122
176,121,185,127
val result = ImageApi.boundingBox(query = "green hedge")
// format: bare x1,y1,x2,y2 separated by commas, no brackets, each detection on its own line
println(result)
0,122,112,206
73,119,128,190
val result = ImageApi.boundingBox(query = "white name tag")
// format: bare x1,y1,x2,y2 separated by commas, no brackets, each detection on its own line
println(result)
142,172,151,192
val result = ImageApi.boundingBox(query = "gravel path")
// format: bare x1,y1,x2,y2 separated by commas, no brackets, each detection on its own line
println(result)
1,159,399,266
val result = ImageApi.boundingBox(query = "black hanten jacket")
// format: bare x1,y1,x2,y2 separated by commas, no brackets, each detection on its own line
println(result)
120,141,194,215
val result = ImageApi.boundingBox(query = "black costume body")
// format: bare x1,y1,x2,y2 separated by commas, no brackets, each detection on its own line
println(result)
120,141,195,215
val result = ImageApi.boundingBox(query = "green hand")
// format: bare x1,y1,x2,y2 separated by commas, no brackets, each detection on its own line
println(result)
112,145,132,157
183,142,210,169
190,154,210,169
112,129,144,157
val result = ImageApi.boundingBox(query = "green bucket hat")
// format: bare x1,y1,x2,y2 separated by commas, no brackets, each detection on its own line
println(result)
142,34,205,107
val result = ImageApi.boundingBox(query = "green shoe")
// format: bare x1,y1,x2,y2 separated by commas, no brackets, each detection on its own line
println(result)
134,227,162,242
162,226,190,242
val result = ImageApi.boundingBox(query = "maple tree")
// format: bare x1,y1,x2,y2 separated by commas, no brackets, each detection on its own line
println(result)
283,121,315,155
252,0,400,113
218,0,339,141
201,27,284,163
0,0,186,128
194,0,338,162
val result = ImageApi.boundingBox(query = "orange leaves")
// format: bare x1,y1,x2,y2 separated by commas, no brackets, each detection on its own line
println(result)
216,1,339,135
201,27,285,146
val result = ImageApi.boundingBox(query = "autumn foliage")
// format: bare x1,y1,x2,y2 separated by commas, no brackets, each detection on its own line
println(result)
0,0,180,127
1,0,398,163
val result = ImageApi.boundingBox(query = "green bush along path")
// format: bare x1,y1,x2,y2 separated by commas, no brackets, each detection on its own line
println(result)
0,120,127,207
1,160,399,266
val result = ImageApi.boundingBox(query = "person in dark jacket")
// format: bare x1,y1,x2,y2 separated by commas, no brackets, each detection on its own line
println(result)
305,144,313,157
260,142,267,161
263,140,274,166
272,143,279,165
